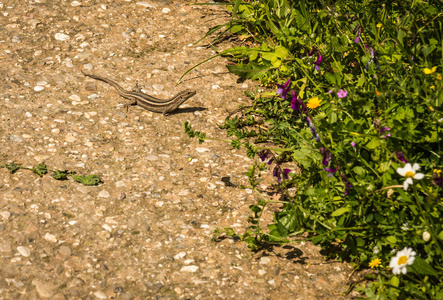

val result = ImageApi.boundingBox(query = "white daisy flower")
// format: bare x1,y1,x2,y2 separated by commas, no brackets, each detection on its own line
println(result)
389,247,416,275
396,163,425,190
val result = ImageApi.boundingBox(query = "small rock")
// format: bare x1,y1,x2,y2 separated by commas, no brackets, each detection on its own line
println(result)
162,7,171,13
44,233,57,243
54,33,70,41
259,256,271,265
94,291,107,299
65,136,76,143
32,280,53,298
9,135,22,142
1,211,11,220
59,246,72,257
136,2,156,9
174,252,186,260
17,246,31,257
146,155,158,161
68,94,81,101
71,1,81,6
98,190,110,198
180,265,199,272
195,147,209,153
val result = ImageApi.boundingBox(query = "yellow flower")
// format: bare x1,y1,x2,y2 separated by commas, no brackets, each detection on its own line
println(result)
376,23,382,28
424,66,437,74
436,73,442,81
369,258,382,268
307,97,322,109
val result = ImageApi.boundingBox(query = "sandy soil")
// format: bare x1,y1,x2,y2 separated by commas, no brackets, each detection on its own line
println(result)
0,0,359,298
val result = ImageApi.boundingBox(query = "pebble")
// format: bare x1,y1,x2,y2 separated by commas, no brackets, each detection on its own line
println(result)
195,147,209,153
211,84,220,89
44,233,58,243
99,190,110,198
34,85,45,91
184,259,195,265
174,252,186,260
25,112,32,117
54,33,70,41
68,94,81,101
162,7,171,13
65,136,76,143
71,1,81,6
258,269,266,275
1,211,11,220
259,257,271,265
10,135,23,142
17,246,31,257
180,265,199,272
152,84,164,92
94,291,108,299
59,246,72,257
32,280,53,298
136,2,156,8
146,155,158,161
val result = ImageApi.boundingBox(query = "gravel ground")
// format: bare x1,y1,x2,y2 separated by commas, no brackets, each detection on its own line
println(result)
0,0,359,299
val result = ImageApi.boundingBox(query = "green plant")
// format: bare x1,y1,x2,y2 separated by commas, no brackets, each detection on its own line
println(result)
184,0,443,298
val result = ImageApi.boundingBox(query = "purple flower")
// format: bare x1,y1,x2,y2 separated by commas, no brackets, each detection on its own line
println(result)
394,151,407,163
340,174,353,196
307,117,320,142
432,171,443,187
366,47,380,70
320,147,331,167
273,166,291,183
381,127,391,138
276,79,291,100
328,89,333,94
354,27,361,44
337,89,347,98
351,142,356,147
308,47,317,57
325,166,339,177
257,150,270,162
315,54,322,71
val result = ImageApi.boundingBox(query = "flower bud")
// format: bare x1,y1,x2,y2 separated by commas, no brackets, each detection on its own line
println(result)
423,231,431,242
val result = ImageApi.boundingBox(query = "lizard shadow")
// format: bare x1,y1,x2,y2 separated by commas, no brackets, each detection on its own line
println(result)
167,106,208,115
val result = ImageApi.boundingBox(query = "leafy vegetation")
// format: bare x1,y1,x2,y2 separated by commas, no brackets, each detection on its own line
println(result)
185,0,443,298
1,162,101,186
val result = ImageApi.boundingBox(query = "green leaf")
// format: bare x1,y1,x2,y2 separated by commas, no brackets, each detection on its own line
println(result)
386,236,397,244
365,138,381,149
411,257,439,277
331,206,350,217
72,174,101,186
390,276,400,287
32,163,48,177
52,170,70,180
4,163,21,174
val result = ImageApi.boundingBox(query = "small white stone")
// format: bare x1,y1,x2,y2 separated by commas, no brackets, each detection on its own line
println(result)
17,246,31,257
54,33,70,41
0,211,11,220
158,34,166,38
259,257,271,265
195,147,209,153
25,112,32,118
102,224,112,232
146,155,158,161
34,85,44,92
84,141,93,147
152,84,164,92
184,259,195,265
174,252,186,260
98,190,110,198
68,94,81,101
178,189,189,196
115,181,126,188
211,84,220,89
22,134,32,139
268,279,275,285
94,291,107,299
258,269,266,275
207,183,216,190
162,7,171,13
200,224,210,229
180,265,199,272
136,1,155,8
167,65,175,71
44,233,57,243
71,1,81,6
65,136,76,142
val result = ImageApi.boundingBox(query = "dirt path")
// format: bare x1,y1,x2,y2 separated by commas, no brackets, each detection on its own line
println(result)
0,1,356,298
